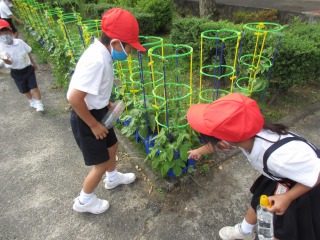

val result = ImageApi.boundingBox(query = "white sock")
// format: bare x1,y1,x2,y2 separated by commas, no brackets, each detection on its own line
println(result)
106,170,118,181
35,99,43,104
240,218,255,235
78,189,94,205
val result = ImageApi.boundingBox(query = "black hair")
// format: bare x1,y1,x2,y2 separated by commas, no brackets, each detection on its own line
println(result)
100,32,128,47
199,133,221,147
254,122,289,143
263,122,289,134
100,32,111,45
0,28,12,32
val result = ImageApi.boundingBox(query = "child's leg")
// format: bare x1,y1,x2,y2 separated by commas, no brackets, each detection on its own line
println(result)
82,142,119,194
244,205,257,225
30,88,44,111
104,142,136,189
24,91,33,100
31,87,42,100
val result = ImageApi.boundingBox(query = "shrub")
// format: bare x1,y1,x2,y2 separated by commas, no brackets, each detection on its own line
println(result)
81,3,116,19
271,21,320,90
136,0,174,33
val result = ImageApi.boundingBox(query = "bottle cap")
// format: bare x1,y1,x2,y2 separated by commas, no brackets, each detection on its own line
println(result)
260,195,271,207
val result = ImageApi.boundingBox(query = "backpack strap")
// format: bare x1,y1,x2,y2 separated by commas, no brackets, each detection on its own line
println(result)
262,133,320,181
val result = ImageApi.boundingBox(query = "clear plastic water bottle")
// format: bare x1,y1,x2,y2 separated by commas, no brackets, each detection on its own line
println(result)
101,100,125,129
257,195,274,240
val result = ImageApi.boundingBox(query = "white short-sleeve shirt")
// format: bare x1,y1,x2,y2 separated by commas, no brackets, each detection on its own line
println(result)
67,39,114,110
0,1,12,18
241,129,320,187
0,39,31,69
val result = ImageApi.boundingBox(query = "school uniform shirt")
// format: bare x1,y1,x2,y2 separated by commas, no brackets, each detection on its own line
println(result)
0,1,12,18
241,129,320,187
0,39,31,69
67,38,114,110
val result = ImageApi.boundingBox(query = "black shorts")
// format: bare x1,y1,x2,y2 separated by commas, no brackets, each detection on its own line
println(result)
70,106,118,166
11,65,37,94
250,175,320,240
1,18,17,33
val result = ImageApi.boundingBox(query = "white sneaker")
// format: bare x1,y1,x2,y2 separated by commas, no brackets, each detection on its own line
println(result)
219,223,256,240
104,172,136,189
0,59,4,68
73,195,109,214
35,101,44,112
29,99,36,108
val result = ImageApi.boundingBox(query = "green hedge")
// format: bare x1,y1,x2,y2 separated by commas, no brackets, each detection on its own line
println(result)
136,0,174,33
272,21,320,90
80,3,156,35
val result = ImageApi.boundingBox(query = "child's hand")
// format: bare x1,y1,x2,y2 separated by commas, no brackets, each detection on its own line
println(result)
267,194,292,215
187,149,202,161
107,102,114,109
90,122,109,140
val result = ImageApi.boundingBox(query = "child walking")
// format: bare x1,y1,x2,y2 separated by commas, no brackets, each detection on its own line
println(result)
187,93,320,240
0,19,44,112
67,8,146,214
0,0,24,38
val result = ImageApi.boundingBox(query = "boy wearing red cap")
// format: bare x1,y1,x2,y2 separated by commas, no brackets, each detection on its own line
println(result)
0,0,24,38
187,93,320,240
67,8,146,214
0,19,44,112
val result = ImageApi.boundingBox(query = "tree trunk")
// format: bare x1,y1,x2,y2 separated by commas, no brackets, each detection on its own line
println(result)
199,0,217,19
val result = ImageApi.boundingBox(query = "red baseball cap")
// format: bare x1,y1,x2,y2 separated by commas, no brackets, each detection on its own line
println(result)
0,19,12,30
187,93,264,142
101,8,146,52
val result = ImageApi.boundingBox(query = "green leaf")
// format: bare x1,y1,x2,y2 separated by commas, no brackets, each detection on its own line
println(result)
138,126,148,139
151,159,159,169
173,166,182,176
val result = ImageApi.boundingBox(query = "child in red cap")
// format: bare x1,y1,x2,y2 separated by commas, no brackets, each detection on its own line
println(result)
0,19,44,112
67,8,146,214
0,0,24,38
187,93,320,240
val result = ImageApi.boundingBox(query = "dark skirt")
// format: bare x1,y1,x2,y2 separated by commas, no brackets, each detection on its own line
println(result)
250,175,320,240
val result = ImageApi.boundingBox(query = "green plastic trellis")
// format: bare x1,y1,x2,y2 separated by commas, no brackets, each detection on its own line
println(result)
199,29,241,102
148,44,193,132
236,22,284,97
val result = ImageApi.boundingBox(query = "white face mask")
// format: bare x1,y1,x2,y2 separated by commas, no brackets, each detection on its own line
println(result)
0,34,13,45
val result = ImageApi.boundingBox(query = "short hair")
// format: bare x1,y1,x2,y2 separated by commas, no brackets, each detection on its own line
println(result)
0,28,12,32
100,32,128,47
100,32,111,45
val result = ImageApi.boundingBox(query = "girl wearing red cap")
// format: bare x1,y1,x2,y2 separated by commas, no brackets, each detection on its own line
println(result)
187,93,320,240
0,19,44,111
67,8,145,214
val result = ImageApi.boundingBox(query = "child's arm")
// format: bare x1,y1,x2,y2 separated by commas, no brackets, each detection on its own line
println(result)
68,89,108,140
187,143,215,160
28,53,38,71
10,14,24,25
